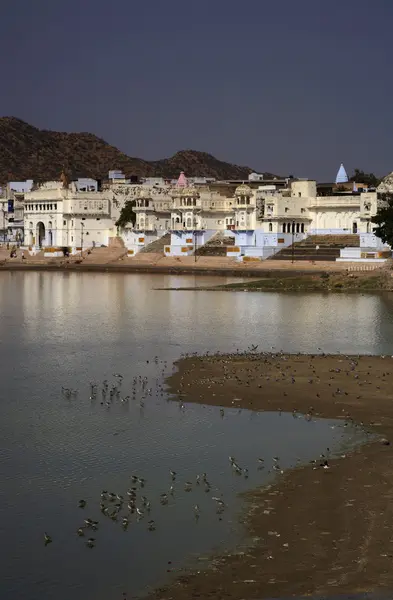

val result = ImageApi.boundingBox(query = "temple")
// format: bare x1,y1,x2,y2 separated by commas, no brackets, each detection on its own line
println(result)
335,163,349,184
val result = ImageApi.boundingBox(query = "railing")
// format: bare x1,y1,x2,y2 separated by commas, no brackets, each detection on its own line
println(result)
347,265,380,271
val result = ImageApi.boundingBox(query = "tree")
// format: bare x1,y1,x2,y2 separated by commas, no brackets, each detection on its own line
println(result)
372,193,393,245
350,169,380,188
115,200,136,229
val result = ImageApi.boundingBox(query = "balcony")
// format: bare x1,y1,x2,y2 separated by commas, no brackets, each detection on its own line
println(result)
152,202,171,213
170,224,205,231
234,200,256,208
171,199,201,210
202,202,234,212
134,204,154,211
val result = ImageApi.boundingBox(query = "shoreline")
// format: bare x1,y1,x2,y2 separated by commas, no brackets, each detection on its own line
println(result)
147,353,393,599
0,262,392,292
0,262,339,277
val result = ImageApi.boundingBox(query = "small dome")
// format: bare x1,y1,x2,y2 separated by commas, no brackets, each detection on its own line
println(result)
235,184,252,196
181,186,199,197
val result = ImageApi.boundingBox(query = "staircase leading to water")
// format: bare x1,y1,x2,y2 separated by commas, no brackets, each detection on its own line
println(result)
81,237,128,264
195,231,235,256
139,233,171,254
272,234,360,261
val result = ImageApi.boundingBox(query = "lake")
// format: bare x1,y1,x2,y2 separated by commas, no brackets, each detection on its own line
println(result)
0,271,391,600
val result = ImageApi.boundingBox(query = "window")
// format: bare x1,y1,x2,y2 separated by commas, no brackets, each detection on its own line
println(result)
54,204,57,210
285,207,289,213
82,217,86,221
301,208,306,213
301,223,305,233
96,217,100,221
71,220,74,227
269,222,272,232
283,223,286,233
63,220,66,226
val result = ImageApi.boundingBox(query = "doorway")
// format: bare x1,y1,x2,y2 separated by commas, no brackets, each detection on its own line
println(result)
37,222,45,247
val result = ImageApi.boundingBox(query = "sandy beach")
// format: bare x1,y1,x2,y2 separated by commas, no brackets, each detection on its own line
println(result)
148,353,393,599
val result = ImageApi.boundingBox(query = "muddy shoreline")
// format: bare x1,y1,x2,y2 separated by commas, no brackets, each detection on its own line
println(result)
147,353,393,599
0,262,331,278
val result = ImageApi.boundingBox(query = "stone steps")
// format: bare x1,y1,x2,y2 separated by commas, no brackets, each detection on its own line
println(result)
272,234,360,261
139,233,171,254
195,231,235,256
81,247,128,264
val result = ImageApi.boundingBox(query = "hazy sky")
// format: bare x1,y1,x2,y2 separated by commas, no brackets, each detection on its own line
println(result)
1,0,392,180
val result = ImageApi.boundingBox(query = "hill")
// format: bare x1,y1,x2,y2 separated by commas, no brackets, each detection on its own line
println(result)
0,117,272,183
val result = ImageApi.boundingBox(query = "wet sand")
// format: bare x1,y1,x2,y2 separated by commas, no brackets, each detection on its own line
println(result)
149,353,393,599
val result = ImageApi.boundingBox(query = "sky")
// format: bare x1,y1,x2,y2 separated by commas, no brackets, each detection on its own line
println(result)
1,0,393,181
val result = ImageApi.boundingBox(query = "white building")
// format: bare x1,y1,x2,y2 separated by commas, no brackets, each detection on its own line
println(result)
23,174,116,251
8,163,387,260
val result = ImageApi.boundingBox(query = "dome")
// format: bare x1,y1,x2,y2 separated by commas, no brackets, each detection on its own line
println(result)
377,172,393,194
235,184,252,196
181,186,199,197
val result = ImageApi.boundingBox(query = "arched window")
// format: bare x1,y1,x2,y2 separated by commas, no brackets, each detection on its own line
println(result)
186,217,192,228
296,223,300,233
301,223,305,233
269,222,272,232
283,223,286,233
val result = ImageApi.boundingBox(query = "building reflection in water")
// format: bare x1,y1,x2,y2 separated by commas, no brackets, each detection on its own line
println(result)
0,271,392,357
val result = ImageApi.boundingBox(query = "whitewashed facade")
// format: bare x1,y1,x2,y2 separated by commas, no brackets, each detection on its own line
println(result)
9,168,386,258
23,180,116,250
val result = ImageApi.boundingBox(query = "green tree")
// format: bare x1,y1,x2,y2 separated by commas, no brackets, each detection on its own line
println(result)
350,169,380,188
115,200,136,229
372,194,393,245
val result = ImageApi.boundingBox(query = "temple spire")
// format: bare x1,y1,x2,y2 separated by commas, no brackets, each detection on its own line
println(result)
176,171,188,187
335,163,348,184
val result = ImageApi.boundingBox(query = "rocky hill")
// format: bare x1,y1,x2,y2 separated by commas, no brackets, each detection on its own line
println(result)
0,117,272,183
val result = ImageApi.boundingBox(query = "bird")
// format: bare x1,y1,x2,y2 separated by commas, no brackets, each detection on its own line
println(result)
77,528,85,537
78,499,87,508
44,532,52,545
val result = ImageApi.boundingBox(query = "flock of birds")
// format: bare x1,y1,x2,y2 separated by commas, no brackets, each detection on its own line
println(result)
45,350,361,550
45,364,337,549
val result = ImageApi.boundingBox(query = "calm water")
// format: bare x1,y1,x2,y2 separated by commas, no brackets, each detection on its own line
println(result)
0,272,392,600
